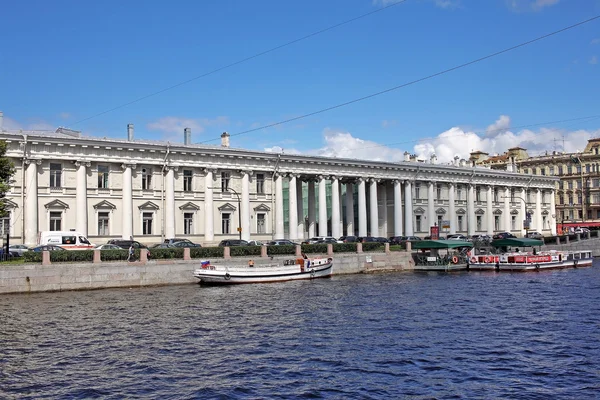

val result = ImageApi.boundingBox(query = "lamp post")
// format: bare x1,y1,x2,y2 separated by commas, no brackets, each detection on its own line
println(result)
227,187,242,241
503,195,530,236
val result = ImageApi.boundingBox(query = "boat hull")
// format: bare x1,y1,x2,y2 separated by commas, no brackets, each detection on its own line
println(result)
193,258,333,284
468,251,593,272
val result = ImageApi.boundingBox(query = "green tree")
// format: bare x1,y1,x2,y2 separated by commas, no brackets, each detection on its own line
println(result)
0,141,15,217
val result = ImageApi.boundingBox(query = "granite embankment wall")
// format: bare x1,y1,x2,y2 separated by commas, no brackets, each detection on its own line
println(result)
544,235,600,256
0,244,415,295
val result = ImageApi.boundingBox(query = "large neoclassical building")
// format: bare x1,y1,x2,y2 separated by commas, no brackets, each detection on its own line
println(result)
0,115,558,246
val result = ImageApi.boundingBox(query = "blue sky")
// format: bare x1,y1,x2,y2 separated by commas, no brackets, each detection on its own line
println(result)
1,0,600,162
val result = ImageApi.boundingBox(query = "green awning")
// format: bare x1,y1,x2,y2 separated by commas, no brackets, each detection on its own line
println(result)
412,240,474,249
491,238,543,247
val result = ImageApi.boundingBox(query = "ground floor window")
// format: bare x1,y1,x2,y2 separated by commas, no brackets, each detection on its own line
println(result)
415,215,422,232
222,213,231,234
494,216,500,231
50,211,62,231
437,215,443,228
184,212,193,235
511,216,516,231
476,215,482,231
0,216,9,235
98,212,109,235
543,216,547,229
257,213,265,234
457,215,463,231
143,212,153,235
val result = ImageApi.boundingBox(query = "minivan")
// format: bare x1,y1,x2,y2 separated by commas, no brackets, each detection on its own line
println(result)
39,231,94,250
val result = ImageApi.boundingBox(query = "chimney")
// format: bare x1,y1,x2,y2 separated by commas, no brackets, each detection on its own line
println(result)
0,111,3,131
430,153,437,164
453,156,460,166
184,127,191,145
127,123,134,141
221,132,230,148
459,159,467,167
403,151,410,162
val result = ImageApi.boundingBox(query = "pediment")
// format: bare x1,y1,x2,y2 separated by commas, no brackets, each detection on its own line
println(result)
254,203,271,212
493,209,502,215
1,199,18,209
510,209,520,215
218,202,237,211
414,207,425,214
475,208,485,215
179,201,200,211
93,200,116,210
139,201,159,210
456,208,466,215
44,199,69,209
435,208,446,214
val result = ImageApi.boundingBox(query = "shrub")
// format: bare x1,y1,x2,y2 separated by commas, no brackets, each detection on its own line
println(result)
23,252,42,263
266,245,296,256
50,250,94,263
362,242,384,252
100,249,129,261
332,243,357,253
190,247,224,259
149,248,184,259
230,246,262,257
301,244,327,254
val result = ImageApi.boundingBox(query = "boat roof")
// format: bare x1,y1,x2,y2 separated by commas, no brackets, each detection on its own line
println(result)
491,238,544,247
412,240,474,249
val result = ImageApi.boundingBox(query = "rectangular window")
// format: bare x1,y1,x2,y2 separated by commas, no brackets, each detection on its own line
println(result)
587,210,592,219
511,216,516,231
415,215,422,232
183,170,193,192
0,216,9,235
549,166,555,175
98,212,109,235
436,184,442,200
558,165,563,175
222,213,231,234
568,195,573,205
475,187,481,202
142,168,152,190
98,165,109,189
476,215,482,231
50,211,62,231
559,196,564,205
586,164,591,173
415,183,421,199
143,212,153,235
437,215,443,228
457,215,463,231
594,194,600,204
221,171,230,192
526,190,531,203
50,163,62,188
493,188,499,202
540,168,546,176
184,212,193,235
576,165,581,174
257,213,265,234
578,210,583,219
494,216,500,231
568,181,573,190
256,173,265,194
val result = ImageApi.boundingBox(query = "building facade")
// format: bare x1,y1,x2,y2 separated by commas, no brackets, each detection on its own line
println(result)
0,117,558,246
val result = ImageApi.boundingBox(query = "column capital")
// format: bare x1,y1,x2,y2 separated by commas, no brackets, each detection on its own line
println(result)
330,175,339,181
368,177,380,183
317,174,329,181
121,163,137,170
287,172,298,179
25,159,42,165
240,170,254,176
204,167,218,175
74,161,91,168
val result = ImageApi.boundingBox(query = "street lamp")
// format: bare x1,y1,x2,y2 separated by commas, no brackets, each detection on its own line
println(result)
503,195,531,236
227,187,242,241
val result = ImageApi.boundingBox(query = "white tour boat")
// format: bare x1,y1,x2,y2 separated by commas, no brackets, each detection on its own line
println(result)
193,256,333,284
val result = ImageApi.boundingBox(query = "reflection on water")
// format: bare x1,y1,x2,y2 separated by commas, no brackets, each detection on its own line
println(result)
1,266,600,399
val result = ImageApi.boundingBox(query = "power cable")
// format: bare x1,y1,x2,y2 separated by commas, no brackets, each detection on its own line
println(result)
68,0,409,128
198,15,600,144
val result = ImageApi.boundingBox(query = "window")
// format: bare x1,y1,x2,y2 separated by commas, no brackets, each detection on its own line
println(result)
143,212,153,235
50,163,62,188
184,212,193,235
222,213,231,234
476,215,482,231
540,168,546,176
568,195,573,205
437,215,443,228
415,183,421,199
415,215,422,232
568,181,573,190
257,213,265,234
256,173,265,194
511,216,516,231
98,212,109,235
61,236,76,245
578,210,583,219
549,166,555,175
436,184,442,200
576,180,581,189
586,164,591,173
142,168,152,190
0,216,9,235
594,194,600,204
576,165,581,174
457,186,463,200
221,171,230,192
50,211,62,231
475,187,481,202
526,190,531,203
457,215,463,231
558,165,564,175
510,188,515,201
183,170,193,192
568,165,573,174
493,188,499,202
98,165,109,189
559,196,564,205
494,216,500,231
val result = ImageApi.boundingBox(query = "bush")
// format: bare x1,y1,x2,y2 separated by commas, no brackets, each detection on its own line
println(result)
362,242,384,252
150,248,185,259
332,243,357,253
301,244,327,254
230,246,262,257
190,247,224,259
50,250,94,263
267,245,296,256
23,252,42,263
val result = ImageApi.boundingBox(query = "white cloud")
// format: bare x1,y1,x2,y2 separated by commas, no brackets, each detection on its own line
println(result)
506,0,559,12
1,116,54,131
264,146,302,155
307,128,406,161
147,116,229,140
591,38,600,45
589,56,598,65
485,115,511,137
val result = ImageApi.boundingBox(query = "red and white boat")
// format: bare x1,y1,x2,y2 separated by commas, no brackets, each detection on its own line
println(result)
468,250,593,271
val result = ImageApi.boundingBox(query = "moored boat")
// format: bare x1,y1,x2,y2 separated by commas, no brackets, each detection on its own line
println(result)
193,256,333,284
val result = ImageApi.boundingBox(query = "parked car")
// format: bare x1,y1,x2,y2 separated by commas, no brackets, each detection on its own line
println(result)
172,241,202,248
302,236,341,244
266,239,296,246
150,243,176,249
8,244,29,257
164,238,193,245
447,234,469,241
94,244,124,250
107,239,148,249
218,239,249,247
246,240,264,246
357,236,378,243
30,245,66,252
492,232,517,240
389,236,421,245
374,237,389,243
338,236,359,243
526,231,543,239
574,227,590,234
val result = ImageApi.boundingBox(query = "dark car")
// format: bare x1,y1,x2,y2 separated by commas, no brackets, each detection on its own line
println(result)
107,239,148,249
374,237,389,243
150,243,176,249
267,239,296,246
164,238,194,245
389,236,421,245
30,245,66,252
339,236,359,243
218,239,249,247
525,231,543,239
357,236,378,243
172,241,202,248
492,232,517,240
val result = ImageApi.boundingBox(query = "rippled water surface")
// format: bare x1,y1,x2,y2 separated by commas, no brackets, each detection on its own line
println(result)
2,265,600,399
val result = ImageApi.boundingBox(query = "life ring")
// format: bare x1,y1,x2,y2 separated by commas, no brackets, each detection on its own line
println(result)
224,273,231,280
451,256,459,264
470,257,478,264
484,256,492,263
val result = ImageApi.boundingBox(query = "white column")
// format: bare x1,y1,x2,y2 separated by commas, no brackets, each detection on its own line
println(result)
122,164,134,239
204,169,214,242
308,181,316,237
504,187,511,232
296,179,304,240
318,176,328,236
550,189,557,235
241,171,251,241
369,179,379,236
338,187,344,236
448,183,456,234
520,187,527,236
393,180,403,236
380,183,388,237
165,166,176,239
75,161,89,236
467,184,475,236
331,176,341,238
486,185,493,235
24,160,40,245
404,180,413,236
358,178,367,237
535,189,542,232
288,174,298,241
275,173,284,238
345,183,354,236
427,181,435,232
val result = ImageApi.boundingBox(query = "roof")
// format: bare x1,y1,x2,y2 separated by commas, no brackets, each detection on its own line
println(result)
412,240,474,249
491,238,543,247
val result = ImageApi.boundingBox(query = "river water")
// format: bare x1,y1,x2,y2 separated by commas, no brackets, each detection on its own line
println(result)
1,265,600,399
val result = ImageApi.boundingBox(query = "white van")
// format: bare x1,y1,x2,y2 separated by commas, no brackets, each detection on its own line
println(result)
38,231,94,250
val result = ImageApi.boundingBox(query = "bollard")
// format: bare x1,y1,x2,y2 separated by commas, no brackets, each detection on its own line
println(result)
42,250,51,266
93,249,101,263
183,247,191,260
261,245,268,258
406,242,412,252
555,237,560,245
224,246,231,259
140,248,148,263
327,243,333,256
357,243,363,253
296,244,302,257
385,242,390,254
